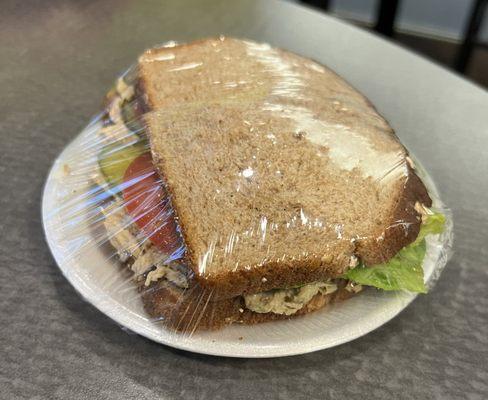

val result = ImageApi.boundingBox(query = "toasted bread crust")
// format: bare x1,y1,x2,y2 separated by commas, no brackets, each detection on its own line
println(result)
356,165,432,265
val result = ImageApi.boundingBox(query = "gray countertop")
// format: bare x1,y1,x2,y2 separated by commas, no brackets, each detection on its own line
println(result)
1,0,487,399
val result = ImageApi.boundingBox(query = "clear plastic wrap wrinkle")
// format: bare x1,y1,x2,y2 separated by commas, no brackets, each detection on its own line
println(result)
43,37,453,342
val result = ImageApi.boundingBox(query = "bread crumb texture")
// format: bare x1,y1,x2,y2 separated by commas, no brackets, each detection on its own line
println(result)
134,37,430,299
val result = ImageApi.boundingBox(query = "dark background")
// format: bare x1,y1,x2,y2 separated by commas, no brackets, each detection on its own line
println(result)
299,0,488,89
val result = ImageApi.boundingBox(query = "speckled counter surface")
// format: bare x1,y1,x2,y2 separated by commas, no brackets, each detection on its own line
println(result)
1,0,487,399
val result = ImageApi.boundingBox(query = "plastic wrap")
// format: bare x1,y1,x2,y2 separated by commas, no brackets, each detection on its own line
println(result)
43,37,453,341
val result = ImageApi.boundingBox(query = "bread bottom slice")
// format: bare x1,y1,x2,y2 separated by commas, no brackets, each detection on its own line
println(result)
139,278,356,333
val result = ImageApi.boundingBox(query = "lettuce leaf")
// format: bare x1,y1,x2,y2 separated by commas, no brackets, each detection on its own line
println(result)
415,212,445,243
343,212,445,293
344,239,427,293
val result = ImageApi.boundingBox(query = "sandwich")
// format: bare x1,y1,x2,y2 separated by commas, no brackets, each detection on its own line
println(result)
94,37,446,333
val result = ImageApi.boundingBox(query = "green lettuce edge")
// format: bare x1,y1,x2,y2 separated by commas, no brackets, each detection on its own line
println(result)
343,211,445,293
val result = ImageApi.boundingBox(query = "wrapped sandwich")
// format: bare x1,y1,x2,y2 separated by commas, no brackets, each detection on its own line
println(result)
94,37,446,333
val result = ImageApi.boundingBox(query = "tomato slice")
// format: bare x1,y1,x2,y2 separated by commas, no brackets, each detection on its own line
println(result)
122,153,180,254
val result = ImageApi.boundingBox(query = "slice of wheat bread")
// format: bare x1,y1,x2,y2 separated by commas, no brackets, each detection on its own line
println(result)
140,278,354,332
136,38,431,299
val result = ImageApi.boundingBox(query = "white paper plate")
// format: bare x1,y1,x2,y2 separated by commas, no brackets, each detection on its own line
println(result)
42,120,452,358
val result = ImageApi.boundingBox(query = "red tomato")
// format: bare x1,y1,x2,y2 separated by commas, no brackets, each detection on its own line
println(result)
122,153,180,254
